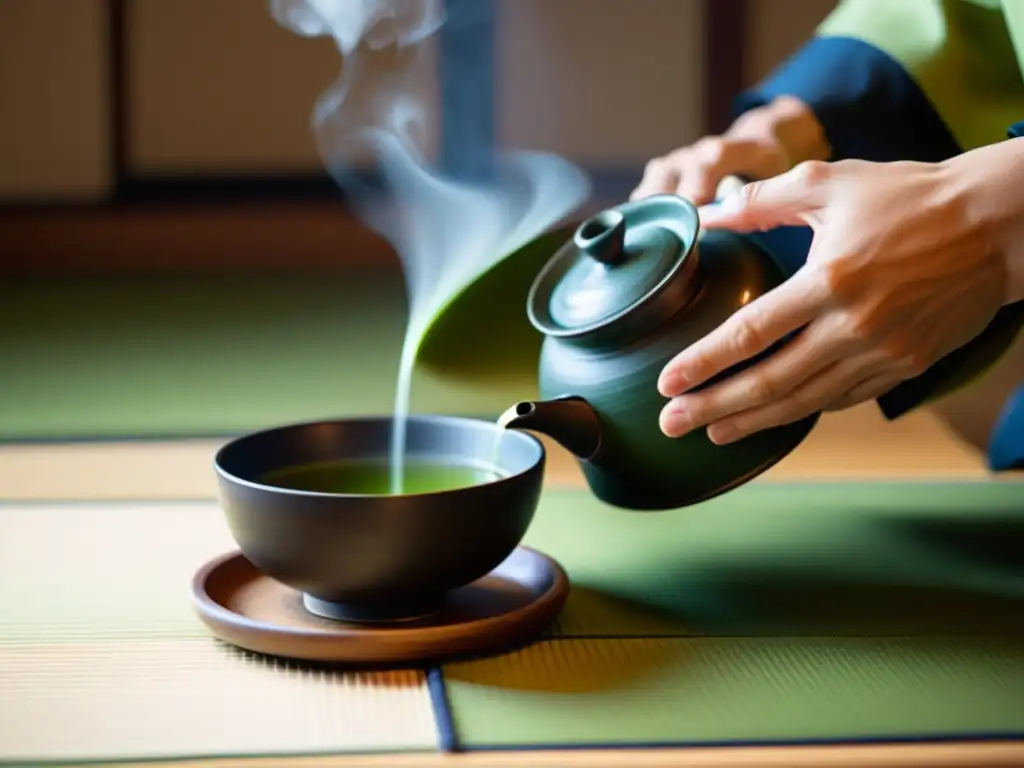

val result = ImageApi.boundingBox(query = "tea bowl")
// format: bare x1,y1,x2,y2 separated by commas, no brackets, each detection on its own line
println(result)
213,415,546,623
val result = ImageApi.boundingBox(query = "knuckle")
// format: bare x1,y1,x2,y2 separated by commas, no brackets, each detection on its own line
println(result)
787,386,821,418
877,339,903,365
748,371,781,403
820,261,857,301
902,349,932,377
686,349,714,381
729,314,766,355
683,396,713,424
643,157,668,177
879,337,929,376
842,308,879,342
694,136,727,167
792,159,830,187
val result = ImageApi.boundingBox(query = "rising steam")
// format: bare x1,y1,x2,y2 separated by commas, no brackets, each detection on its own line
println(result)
270,0,589,335
270,0,591,491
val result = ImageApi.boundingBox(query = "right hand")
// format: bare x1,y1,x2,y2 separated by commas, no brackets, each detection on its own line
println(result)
630,95,831,206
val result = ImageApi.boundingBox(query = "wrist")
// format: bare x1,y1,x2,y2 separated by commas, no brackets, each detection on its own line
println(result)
728,95,832,171
945,138,1024,306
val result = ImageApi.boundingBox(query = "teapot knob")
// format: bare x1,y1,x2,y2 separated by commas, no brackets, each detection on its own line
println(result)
573,209,626,266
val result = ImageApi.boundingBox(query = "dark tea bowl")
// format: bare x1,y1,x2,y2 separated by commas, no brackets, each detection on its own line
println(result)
213,415,545,623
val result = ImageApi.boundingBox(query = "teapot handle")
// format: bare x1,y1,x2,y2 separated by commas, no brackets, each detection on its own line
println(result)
715,174,749,201
697,175,749,240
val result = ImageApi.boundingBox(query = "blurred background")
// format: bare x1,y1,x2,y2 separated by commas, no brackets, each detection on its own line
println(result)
3,0,1012,460
0,0,837,271
0,0,852,441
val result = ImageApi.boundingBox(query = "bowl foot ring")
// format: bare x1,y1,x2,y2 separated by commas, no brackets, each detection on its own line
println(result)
301,592,445,624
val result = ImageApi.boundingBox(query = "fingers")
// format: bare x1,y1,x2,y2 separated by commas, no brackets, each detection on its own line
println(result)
657,264,832,398
658,314,848,438
630,139,784,205
675,138,766,204
701,352,888,444
825,372,902,411
631,160,680,201
699,160,831,232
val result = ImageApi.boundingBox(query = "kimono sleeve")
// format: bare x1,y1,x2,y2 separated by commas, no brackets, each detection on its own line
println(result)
732,0,1024,429
734,0,1024,161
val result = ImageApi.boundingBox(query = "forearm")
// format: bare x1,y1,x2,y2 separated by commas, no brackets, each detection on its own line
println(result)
873,136,1024,421
945,137,1024,306
733,0,965,165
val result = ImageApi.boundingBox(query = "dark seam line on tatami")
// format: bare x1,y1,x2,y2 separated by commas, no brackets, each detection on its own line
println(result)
425,666,460,753
456,732,1024,753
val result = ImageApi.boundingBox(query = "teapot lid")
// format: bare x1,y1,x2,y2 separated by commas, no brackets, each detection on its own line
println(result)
527,195,700,336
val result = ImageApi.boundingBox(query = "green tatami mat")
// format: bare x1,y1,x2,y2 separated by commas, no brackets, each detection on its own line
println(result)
443,636,1024,749
448,481,1024,750
0,272,537,440
524,482,1024,637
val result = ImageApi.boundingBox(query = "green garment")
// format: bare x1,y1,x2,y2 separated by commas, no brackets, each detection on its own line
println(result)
413,0,1024,407
819,0,1024,150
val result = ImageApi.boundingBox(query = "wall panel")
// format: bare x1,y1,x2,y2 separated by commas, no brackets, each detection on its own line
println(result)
0,0,112,201
495,0,705,167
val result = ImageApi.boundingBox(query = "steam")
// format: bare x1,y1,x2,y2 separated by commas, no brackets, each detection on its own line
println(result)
271,0,591,492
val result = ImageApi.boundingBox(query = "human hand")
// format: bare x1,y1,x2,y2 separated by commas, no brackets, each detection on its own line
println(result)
657,154,1016,444
630,96,829,205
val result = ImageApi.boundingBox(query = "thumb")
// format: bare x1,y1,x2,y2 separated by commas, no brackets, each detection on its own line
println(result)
698,160,830,232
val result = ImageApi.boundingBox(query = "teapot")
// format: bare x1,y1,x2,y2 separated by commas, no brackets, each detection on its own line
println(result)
498,190,1024,510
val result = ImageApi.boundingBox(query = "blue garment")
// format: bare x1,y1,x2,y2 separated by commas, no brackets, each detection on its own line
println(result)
987,120,1024,471
734,36,1024,471
989,385,1024,471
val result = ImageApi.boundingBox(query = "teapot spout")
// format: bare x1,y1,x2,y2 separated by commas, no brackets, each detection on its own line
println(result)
498,396,602,461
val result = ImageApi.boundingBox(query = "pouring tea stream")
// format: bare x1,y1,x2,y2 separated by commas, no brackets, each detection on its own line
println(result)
272,0,590,495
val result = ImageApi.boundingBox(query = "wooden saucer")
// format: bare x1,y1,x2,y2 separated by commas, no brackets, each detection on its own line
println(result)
190,547,569,664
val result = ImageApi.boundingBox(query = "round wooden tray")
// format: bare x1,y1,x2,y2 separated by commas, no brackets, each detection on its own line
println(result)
191,546,569,664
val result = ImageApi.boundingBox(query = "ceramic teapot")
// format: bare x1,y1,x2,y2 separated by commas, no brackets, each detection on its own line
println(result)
499,190,1024,510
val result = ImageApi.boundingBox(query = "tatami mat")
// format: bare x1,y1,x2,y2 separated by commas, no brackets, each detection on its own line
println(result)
528,483,1024,638
443,636,1024,749
3,486,1023,763
0,640,434,764
0,501,233,644
0,501,439,764
0,272,535,442
0,400,999,503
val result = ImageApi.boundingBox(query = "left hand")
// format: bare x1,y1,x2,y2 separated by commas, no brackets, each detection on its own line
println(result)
657,154,1016,444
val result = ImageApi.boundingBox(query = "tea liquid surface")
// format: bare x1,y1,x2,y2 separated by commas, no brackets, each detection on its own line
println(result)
262,457,504,495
